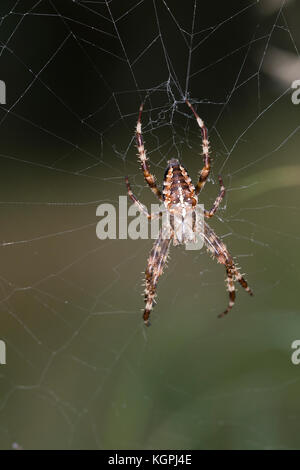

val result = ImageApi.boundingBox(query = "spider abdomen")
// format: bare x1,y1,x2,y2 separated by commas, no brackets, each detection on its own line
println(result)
163,159,197,209
162,159,198,245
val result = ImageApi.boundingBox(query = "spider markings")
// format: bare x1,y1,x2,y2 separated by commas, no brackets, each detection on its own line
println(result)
126,100,253,326
163,160,197,208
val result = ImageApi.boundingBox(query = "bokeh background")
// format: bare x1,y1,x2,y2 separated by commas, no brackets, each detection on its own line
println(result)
0,0,300,450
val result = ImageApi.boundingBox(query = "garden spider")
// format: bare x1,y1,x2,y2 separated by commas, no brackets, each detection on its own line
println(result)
126,100,253,326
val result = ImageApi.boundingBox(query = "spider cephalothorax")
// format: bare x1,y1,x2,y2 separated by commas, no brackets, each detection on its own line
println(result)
126,100,253,326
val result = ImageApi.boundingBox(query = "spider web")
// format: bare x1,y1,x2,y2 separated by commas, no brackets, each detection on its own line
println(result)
0,0,300,450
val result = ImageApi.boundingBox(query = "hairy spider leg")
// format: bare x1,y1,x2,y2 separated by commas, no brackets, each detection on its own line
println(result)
144,227,172,326
136,103,163,201
186,100,211,195
125,176,162,220
204,175,226,218
204,222,253,318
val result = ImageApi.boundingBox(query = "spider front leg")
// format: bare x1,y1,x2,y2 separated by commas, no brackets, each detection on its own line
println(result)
144,228,172,326
203,221,253,318
186,100,211,195
204,175,226,219
136,103,163,201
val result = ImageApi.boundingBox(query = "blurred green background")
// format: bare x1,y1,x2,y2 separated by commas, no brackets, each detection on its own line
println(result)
0,0,300,450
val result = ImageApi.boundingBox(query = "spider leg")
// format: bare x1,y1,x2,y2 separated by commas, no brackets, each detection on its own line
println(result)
186,100,211,195
203,221,253,318
136,104,163,201
144,227,172,326
125,177,162,220
204,175,226,219
218,266,236,318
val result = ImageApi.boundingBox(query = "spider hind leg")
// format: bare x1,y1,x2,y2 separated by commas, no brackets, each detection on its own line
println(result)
204,222,253,318
144,228,172,326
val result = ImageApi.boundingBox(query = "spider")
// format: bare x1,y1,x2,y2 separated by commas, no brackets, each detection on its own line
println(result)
125,100,253,326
